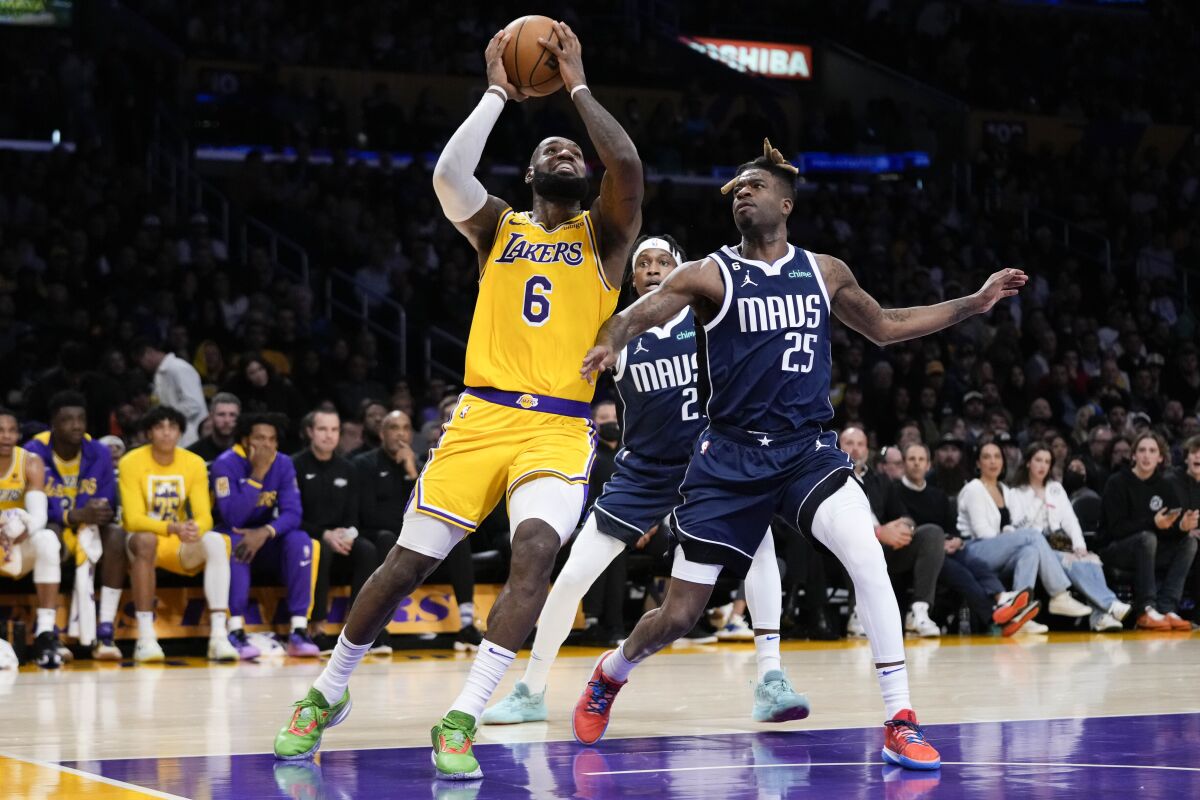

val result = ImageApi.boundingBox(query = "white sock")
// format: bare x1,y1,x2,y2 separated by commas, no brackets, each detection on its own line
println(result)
99,586,122,625
876,664,910,719
600,643,639,682
36,607,57,636
313,631,372,705
754,633,782,679
290,615,308,631
522,513,622,694
449,639,515,720
458,601,475,628
229,615,245,632
209,611,228,638
136,610,155,641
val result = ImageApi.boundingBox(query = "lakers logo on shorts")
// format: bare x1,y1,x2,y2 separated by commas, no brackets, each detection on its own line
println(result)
516,394,539,410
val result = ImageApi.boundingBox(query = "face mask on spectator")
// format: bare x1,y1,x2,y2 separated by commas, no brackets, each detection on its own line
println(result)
598,422,621,443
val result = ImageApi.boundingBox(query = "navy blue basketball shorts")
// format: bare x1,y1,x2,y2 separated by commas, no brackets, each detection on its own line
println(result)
592,449,689,546
670,423,855,579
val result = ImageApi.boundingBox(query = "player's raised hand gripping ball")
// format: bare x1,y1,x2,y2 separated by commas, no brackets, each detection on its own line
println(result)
501,15,565,97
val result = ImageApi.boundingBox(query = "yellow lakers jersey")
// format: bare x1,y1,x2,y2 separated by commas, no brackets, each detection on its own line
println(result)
464,209,619,403
0,449,27,511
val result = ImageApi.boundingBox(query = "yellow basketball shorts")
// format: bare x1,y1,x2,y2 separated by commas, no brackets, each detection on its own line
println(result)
125,532,231,576
410,389,597,532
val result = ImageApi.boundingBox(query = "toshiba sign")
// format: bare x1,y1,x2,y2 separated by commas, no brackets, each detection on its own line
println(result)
680,36,813,80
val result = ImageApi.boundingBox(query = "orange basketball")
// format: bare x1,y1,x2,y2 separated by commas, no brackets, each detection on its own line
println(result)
502,15,565,97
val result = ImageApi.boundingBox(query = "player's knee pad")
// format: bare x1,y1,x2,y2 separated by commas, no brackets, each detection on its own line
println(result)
508,477,585,545
31,528,61,584
398,508,467,561
200,531,227,562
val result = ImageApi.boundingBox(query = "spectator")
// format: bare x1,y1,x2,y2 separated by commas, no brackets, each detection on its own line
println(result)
24,342,125,439
188,392,241,464
213,413,320,658
1169,436,1200,540
354,410,414,650
1098,432,1197,631
841,427,944,637
957,442,1094,630
355,399,388,456
896,442,1031,635
337,419,365,456
335,354,387,417
929,433,969,496
877,445,904,482
1010,444,1129,631
587,400,620,509
117,406,237,662
292,405,374,648
222,354,306,425
132,339,207,447
961,391,986,445
25,391,124,659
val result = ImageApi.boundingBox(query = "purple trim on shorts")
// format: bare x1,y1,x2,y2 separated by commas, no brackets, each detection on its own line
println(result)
465,387,592,418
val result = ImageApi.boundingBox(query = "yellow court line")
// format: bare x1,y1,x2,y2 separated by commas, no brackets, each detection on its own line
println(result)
0,753,189,800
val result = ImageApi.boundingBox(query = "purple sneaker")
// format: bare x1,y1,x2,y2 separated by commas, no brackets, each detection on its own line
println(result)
229,629,261,660
287,629,320,658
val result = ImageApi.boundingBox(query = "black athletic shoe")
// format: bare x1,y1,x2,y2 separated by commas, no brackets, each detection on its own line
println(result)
33,631,63,669
369,631,393,655
672,622,718,646
454,624,483,652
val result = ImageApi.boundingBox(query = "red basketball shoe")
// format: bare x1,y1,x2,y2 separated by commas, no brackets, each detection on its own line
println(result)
882,709,941,770
572,650,627,745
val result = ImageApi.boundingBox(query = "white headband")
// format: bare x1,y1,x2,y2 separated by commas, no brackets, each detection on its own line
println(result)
631,237,681,267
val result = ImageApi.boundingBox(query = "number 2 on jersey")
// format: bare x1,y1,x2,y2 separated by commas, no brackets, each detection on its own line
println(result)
522,275,553,326
782,332,817,373
681,387,699,421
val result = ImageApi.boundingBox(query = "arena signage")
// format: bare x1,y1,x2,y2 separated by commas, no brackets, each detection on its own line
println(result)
680,36,813,80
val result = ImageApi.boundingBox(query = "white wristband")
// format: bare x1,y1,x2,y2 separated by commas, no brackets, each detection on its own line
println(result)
485,84,509,102
570,84,590,99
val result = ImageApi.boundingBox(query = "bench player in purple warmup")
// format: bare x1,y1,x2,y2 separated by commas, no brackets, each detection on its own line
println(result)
573,140,1027,770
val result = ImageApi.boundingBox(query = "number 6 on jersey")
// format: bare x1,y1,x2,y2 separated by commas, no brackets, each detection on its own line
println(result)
522,276,553,326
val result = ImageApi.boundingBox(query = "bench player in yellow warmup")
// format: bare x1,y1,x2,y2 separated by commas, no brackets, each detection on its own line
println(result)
119,406,237,663
274,22,643,780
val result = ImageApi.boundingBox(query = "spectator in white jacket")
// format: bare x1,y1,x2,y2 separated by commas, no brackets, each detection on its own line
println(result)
957,442,1094,629
133,339,207,447
1009,443,1131,632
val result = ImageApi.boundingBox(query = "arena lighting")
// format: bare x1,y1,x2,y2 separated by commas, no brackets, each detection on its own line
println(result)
678,35,813,80
797,152,930,174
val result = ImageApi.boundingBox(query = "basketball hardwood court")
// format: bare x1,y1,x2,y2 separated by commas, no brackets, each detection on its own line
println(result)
2,631,1199,798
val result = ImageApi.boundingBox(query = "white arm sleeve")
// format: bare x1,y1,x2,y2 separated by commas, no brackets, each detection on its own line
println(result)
432,91,505,222
24,490,48,533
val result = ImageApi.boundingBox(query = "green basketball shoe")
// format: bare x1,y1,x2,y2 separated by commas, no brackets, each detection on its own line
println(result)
752,669,811,723
431,710,484,780
274,687,352,760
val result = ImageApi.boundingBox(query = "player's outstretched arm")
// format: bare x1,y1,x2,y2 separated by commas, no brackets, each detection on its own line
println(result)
820,254,1026,346
431,30,526,255
581,258,721,384
541,21,643,288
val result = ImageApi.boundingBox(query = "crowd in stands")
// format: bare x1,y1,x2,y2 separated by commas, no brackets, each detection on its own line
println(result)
2,2,1199,665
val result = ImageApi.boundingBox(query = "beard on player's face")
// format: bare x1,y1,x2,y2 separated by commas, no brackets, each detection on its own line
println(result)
532,169,590,203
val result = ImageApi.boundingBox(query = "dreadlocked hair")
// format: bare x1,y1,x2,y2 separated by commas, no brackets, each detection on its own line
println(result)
721,138,800,199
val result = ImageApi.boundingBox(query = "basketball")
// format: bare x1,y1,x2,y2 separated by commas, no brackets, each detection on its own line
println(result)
502,15,564,97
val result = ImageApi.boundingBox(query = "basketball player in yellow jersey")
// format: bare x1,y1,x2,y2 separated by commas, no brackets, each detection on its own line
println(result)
276,23,643,780
0,409,66,668
119,406,237,663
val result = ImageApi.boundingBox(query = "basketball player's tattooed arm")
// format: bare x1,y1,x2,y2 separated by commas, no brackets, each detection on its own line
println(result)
581,259,723,383
542,21,644,288
819,254,1027,346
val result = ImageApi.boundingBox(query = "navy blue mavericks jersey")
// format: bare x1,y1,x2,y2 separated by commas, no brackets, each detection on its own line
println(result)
613,308,706,461
699,244,835,433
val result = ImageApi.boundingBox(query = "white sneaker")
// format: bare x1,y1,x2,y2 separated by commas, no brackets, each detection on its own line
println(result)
1047,592,1092,618
846,609,866,638
904,602,941,637
1017,620,1049,635
708,603,734,631
1090,612,1124,632
1109,599,1132,622
715,614,755,641
133,638,165,663
207,636,238,662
